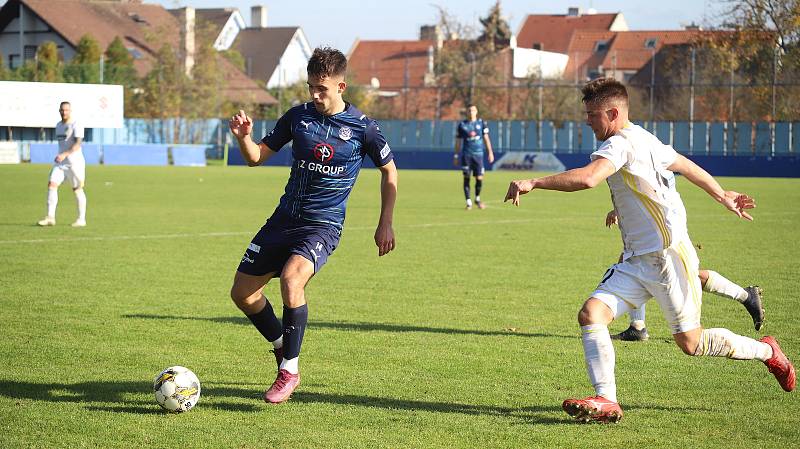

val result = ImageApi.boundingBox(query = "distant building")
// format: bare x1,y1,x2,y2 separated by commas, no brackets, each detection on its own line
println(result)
0,0,276,106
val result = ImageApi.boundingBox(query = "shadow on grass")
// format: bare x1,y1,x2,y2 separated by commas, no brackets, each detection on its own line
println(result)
0,379,711,422
0,380,259,414
123,314,576,339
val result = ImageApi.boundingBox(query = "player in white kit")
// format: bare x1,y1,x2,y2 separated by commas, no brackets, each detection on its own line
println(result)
37,101,87,227
505,78,795,423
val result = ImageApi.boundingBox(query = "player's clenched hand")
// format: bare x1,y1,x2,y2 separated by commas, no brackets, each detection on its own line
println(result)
722,190,756,221
54,153,67,163
229,110,253,139
605,209,618,227
504,179,534,206
374,222,395,256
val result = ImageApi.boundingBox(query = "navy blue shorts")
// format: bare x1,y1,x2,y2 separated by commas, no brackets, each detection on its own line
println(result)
237,212,341,276
461,153,485,177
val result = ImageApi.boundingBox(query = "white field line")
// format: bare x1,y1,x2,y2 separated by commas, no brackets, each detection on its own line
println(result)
0,218,539,245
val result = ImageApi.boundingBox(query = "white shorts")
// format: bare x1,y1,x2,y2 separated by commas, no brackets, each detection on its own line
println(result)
49,159,85,189
590,239,702,334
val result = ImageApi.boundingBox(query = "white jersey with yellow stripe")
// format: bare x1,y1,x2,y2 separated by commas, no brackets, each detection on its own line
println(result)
591,123,689,260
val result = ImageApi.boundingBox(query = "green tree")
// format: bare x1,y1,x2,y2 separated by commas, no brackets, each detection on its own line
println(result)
186,22,227,120
0,52,8,80
132,44,186,119
64,34,101,83
103,36,139,116
104,36,137,85
478,1,512,52
35,41,63,82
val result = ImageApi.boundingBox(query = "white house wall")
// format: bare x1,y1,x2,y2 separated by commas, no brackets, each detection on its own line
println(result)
214,10,246,51
266,29,312,88
0,8,75,68
513,48,568,79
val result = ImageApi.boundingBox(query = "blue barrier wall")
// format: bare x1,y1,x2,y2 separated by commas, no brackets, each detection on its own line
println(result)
14,118,800,176
228,145,799,178
172,145,208,167
104,145,169,166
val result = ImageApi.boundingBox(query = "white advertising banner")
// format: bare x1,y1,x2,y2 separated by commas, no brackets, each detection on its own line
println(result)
0,141,20,164
492,152,566,172
0,81,123,128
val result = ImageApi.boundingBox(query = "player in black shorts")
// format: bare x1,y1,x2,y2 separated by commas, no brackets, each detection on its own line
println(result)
228,47,398,404
453,104,494,209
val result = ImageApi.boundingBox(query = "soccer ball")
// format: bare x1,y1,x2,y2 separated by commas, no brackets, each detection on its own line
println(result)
153,366,201,413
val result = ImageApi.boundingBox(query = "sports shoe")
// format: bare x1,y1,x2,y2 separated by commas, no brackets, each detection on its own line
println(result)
465,204,472,210
270,346,283,369
760,336,796,392
476,201,486,209
562,396,623,423
611,325,649,341
263,369,300,404
743,286,765,331
71,219,86,227
37,216,56,226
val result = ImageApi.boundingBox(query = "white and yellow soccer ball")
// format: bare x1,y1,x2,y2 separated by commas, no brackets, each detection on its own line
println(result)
153,366,201,413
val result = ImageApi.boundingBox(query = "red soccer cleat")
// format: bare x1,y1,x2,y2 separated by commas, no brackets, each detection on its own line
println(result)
562,396,623,423
760,336,796,392
263,369,301,404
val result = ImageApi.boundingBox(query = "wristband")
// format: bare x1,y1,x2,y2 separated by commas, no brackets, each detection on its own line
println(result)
453,154,459,158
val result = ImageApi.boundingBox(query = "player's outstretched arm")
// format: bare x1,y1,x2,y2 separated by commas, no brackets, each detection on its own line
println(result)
668,154,756,220
504,158,616,206
229,110,276,166
375,160,397,256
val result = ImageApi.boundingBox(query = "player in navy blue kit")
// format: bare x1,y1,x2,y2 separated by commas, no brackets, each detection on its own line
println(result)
454,104,494,209
228,47,398,404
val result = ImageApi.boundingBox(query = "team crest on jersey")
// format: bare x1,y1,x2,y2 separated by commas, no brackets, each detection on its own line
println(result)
338,126,352,141
313,143,335,163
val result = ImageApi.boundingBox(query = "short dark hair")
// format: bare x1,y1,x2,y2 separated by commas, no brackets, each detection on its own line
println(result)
307,47,347,79
581,78,628,109
59,101,70,108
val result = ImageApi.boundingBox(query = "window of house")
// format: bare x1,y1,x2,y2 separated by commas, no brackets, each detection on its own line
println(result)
8,54,20,69
127,48,143,59
645,38,657,49
24,45,37,60
595,41,609,52
532,43,542,50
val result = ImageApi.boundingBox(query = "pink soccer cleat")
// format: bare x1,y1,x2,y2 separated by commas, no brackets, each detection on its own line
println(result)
760,336,796,392
562,396,623,423
263,369,300,404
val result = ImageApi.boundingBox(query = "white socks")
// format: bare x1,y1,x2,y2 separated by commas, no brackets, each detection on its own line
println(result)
45,188,87,222
280,357,299,374
693,328,772,361
628,305,646,327
46,188,58,218
581,324,617,402
704,270,748,303
271,335,283,349
75,189,87,221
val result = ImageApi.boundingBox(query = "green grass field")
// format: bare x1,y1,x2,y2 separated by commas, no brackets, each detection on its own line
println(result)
1,163,798,448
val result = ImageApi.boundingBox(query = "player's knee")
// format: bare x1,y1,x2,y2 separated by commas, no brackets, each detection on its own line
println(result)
578,298,612,326
48,182,58,189
280,275,305,295
673,330,702,355
229,284,258,308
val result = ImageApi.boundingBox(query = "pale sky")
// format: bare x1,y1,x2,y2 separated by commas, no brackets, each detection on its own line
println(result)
147,0,722,52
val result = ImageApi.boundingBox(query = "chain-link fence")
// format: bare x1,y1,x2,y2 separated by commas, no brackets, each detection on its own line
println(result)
360,45,800,123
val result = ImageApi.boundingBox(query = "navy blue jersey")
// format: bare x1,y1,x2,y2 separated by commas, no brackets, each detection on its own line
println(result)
456,119,489,155
262,102,393,231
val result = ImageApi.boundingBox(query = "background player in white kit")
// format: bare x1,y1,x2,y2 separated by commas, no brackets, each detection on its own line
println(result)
38,101,87,227
505,78,795,423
